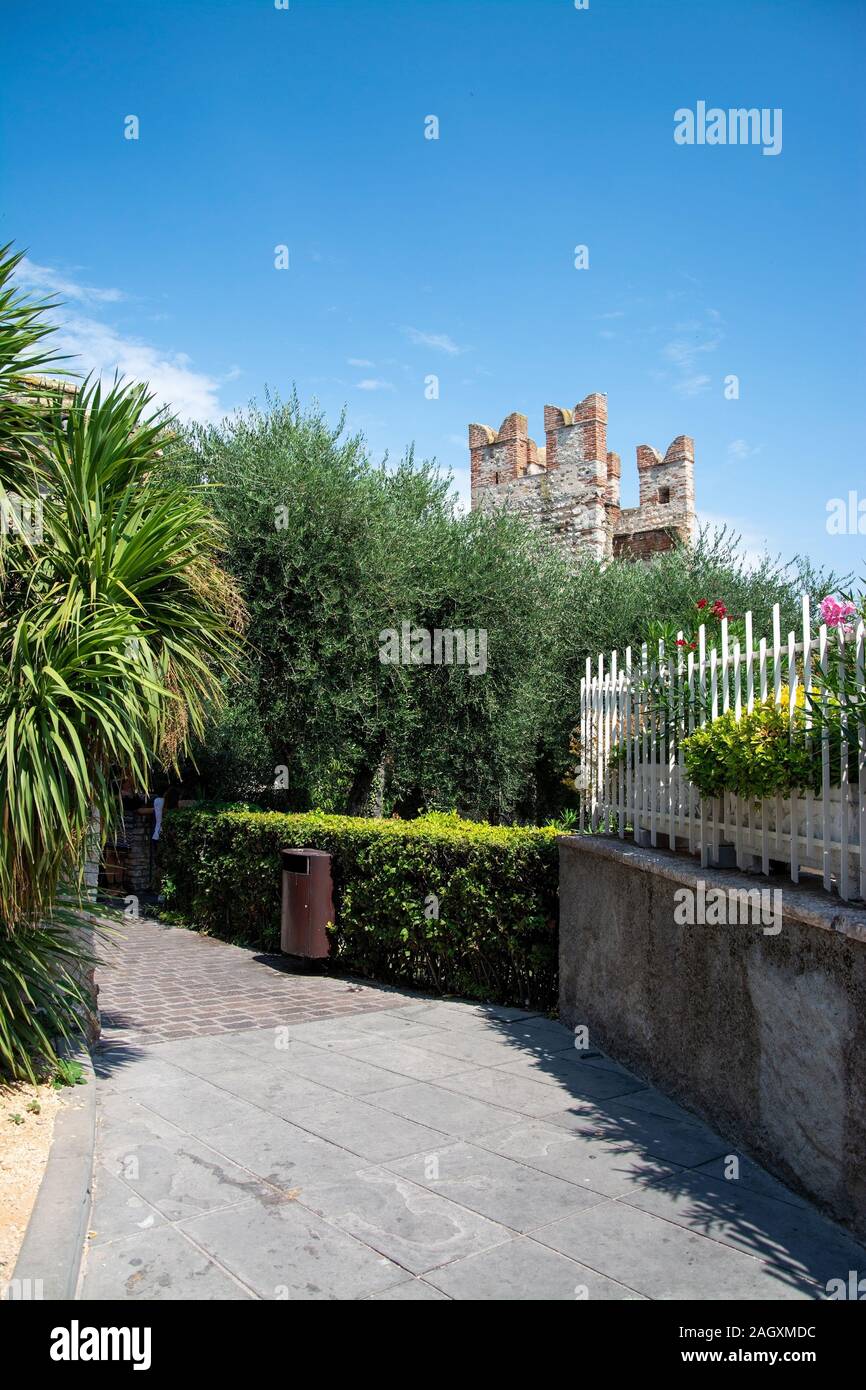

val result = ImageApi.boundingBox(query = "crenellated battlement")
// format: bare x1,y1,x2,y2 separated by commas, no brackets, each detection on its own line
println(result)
468,412,541,487
469,393,695,561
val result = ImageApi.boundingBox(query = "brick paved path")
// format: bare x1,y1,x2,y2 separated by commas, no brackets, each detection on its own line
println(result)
96,916,417,1046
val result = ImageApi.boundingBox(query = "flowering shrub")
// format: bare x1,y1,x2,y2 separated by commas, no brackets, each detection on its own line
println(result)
644,599,744,659
818,594,860,638
809,592,866,735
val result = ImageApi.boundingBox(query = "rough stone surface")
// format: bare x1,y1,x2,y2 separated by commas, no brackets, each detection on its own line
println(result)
558,835,866,1240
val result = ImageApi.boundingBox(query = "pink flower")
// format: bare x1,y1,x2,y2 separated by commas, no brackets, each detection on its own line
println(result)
818,595,858,631
710,600,728,619
696,599,708,610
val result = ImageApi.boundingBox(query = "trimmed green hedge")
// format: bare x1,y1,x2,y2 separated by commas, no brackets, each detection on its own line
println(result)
160,809,559,1009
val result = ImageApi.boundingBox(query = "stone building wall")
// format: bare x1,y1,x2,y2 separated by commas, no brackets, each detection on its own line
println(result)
469,392,696,561
101,808,156,894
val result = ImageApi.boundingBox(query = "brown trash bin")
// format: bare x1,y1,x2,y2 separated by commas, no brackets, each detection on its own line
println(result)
280,848,334,959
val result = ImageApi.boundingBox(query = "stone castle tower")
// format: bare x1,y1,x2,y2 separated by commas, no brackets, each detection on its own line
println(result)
469,392,695,560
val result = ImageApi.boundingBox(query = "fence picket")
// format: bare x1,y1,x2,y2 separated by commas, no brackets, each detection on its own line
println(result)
595,655,604,832
788,629,800,884
625,646,633,841
677,633,687,847
687,650,696,854
698,624,708,867
803,596,814,865
857,622,866,901
839,639,850,901
819,625,831,891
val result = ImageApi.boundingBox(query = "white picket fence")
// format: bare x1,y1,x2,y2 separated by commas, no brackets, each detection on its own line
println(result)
578,597,866,902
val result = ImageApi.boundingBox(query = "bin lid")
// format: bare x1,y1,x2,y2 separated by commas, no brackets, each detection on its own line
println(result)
281,847,331,857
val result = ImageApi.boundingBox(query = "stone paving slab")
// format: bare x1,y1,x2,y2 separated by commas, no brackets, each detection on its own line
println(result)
472,1118,691,1199
86,1164,169,1248
424,1236,648,1301
363,1080,530,1141
692,1153,810,1209
434,1065,581,1119
272,1092,449,1164
298,1165,511,1274
618,1168,866,1286
178,1200,406,1301
549,1101,733,1169
496,1052,648,1101
81,917,866,1301
387,1140,609,1232
367,1277,450,1300
190,1112,369,1190
530,1202,820,1301
84,1225,254,1300
385,1026,541,1070
335,1039,479,1082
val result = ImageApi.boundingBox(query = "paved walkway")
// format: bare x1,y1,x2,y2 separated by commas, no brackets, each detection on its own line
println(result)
80,919,866,1300
97,916,414,1045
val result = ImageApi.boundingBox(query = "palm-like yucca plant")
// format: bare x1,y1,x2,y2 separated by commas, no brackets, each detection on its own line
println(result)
0,242,68,474
0,243,244,1077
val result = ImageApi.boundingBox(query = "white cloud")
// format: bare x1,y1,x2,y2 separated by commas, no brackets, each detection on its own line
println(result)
663,337,721,370
727,438,761,459
348,357,374,367
662,332,721,397
16,257,125,305
354,377,394,392
14,257,226,423
50,313,224,423
728,438,749,458
675,373,712,397
403,327,465,355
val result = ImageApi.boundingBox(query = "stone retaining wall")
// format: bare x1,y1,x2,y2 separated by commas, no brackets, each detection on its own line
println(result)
558,835,866,1239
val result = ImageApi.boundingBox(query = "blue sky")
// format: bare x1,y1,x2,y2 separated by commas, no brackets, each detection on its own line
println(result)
2,0,864,575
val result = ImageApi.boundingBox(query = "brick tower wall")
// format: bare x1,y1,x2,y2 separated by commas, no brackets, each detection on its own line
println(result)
469,393,695,563
470,395,611,561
